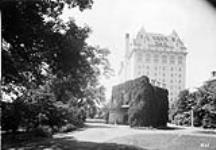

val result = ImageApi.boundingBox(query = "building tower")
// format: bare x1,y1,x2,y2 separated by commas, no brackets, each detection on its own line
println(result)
119,27,187,104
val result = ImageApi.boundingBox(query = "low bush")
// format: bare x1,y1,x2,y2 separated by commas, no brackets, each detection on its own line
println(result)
60,124,77,133
173,112,191,126
1,100,25,133
32,126,53,137
202,113,216,129
1,94,87,135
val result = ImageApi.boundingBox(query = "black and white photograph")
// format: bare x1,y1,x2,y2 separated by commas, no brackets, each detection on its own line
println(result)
1,0,216,149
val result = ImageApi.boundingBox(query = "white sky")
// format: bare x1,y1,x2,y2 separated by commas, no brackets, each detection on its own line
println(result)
62,0,216,99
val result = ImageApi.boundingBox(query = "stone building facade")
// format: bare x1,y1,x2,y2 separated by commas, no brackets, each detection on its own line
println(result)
119,27,187,104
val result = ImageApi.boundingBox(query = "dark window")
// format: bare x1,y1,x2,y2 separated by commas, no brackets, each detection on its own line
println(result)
162,55,167,63
145,54,151,62
178,56,183,64
170,55,175,64
154,54,159,63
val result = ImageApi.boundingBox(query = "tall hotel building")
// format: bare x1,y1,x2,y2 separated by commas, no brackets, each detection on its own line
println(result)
118,27,187,104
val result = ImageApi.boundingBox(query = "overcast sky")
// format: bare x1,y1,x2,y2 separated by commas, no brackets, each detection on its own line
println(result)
62,0,216,98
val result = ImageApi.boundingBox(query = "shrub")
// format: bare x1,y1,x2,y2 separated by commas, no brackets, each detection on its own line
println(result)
173,112,191,126
63,106,86,127
32,126,53,137
202,113,216,129
1,100,26,133
60,124,77,133
1,92,86,133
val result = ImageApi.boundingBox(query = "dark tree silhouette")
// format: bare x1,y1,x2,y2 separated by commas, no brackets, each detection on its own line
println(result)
1,0,113,133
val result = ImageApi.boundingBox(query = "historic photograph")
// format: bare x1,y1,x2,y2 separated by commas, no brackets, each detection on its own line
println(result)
1,0,216,149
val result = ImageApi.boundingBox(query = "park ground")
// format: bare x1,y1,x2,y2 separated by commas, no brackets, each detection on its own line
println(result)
2,120,216,150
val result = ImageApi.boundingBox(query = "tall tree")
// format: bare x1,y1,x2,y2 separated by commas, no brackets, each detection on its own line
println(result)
1,0,92,85
1,0,113,100
175,89,190,113
172,79,216,128
1,0,113,131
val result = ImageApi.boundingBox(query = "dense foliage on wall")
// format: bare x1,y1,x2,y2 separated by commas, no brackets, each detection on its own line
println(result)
171,79,216,128
1,0,113,134
153,86,169,127
111,76,169,127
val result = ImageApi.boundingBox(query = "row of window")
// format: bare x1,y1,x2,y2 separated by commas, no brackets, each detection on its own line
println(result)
140,66,182,71
170,79,182,83
137,72,182,83
138,54,183,64
138,70,182,78
170,90,182,96
170,85,182,90
171,73,182,77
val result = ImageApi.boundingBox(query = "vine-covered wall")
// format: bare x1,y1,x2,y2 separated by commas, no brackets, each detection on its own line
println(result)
109,76,169,127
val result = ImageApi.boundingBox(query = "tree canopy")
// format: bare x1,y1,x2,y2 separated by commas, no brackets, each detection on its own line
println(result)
172,79,216,128
1,0,113,133
2,0,94,85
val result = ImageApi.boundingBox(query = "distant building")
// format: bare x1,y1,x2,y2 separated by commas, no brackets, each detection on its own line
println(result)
119,27,187,104
204,71,216,93
209,71,216,81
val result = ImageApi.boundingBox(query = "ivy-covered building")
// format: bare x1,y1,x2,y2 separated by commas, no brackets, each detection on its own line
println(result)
109,76,169,127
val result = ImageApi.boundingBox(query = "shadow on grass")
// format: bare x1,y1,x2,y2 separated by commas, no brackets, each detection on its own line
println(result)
132,126,184,131
69,123,113,133
194,130,216,135
2,136,148,150
156,126,184,130
84,123,113,129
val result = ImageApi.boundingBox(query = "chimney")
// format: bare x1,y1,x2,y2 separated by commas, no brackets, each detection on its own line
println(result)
125,33,130,59
211,71,216,77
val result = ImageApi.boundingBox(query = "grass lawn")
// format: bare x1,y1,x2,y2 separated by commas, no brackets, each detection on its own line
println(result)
109,133,216,150
2,122,216,150
3,132,216,150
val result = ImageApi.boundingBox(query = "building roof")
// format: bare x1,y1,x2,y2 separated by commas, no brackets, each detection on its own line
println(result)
133,28,186,51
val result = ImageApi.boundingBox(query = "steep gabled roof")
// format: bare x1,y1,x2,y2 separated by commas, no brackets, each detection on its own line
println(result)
134,28,186,50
